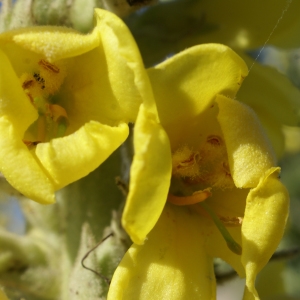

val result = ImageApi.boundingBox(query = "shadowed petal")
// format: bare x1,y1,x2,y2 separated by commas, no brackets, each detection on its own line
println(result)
0,27,99,62
110,203,216,300
0,118,55,203
217,95,276,188
147,44,248,149
241,168,289,300
122,104,172,245
36,122,129,189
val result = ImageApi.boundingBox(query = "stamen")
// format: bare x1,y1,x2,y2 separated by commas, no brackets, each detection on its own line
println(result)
38,60,66,95
207,135,222,146
22,79,34,89
168,188,211,206
177,153,199,170
172,146,200,178
38,59,60,73
200,201,242,255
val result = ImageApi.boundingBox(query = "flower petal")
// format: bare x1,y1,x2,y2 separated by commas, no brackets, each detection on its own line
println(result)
216,95,276,188
95,9,154,122
0,26,99,62
204,223,245,278
109,204,215,300
0,49,54,203
241,167,289,300
0,118,55,204
0,49,37,134
147,44,248,149
198,188,249,277
122,104,172,245
35,121,129,189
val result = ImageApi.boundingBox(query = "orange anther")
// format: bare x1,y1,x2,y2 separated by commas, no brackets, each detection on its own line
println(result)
38,59,60,73
167,188,212,206
207,135,222,146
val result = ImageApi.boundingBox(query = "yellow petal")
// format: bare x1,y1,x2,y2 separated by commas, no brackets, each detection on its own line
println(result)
0,26,99,62
147,44,248,149
0,49,37,134
205,223,245,277
35,121,128,190
122,104,172,245
199,188,249,277
0,49,54,203
109,204,216,300
0,118,55,204
241,167,289,300
216,95,276,188
94,9,154,122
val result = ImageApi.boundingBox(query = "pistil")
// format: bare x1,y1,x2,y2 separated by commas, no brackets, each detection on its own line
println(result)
200,201,242,255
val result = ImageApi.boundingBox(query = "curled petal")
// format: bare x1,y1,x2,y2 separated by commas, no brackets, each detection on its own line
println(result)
35,121,129,189
241,168,289,300
0,49,37,135
0,49,54,203
1,26,99,62
94,8,153,122
122,104,172,245
0,118,55,204
217,95,276,188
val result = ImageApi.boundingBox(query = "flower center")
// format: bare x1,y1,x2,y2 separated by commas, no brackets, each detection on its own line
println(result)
20,59,69,146
168,134,242,255
169,134,234,205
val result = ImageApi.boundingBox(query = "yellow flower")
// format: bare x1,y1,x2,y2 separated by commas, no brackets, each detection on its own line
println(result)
129,0,300,158
0,9,147,204
108,44,289,299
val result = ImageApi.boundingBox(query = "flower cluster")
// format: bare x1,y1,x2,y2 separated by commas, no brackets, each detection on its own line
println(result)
0,7,289,300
